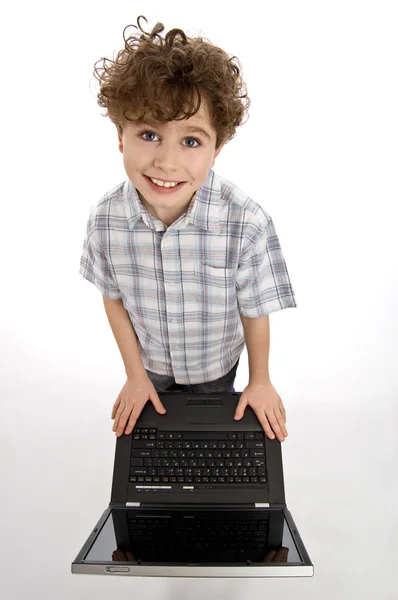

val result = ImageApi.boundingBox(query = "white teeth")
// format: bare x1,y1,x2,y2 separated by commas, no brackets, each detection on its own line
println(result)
150,177,180,188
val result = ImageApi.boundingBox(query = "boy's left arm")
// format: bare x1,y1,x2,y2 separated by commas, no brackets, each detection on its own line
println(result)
235,314,288,442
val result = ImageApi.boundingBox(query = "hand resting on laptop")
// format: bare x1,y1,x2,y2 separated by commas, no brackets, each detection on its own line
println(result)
111,375,288,441
234,381,288,443
112,375,166,437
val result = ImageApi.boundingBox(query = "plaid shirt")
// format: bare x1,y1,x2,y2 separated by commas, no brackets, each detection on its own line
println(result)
79,169,297,384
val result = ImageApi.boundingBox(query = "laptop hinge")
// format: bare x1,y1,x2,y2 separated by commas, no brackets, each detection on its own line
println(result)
127,502,257,509
126,502,271,508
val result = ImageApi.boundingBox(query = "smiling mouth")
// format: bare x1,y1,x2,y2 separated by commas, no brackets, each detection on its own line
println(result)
144,175,186,187
146,175,185,183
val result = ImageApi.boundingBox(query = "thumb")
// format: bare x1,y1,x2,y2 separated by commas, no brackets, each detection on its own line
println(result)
151,391,167,414
234,395,248,420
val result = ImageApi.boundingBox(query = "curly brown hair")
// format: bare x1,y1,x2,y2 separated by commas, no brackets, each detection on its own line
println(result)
93,15,250,150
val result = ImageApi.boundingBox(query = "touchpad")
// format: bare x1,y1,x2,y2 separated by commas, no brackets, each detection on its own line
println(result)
186,408,223,424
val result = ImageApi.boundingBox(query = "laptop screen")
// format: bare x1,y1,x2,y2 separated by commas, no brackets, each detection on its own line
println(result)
83,508,304,565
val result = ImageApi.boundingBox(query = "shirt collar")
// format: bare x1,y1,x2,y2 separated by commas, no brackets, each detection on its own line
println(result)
123,169,222,233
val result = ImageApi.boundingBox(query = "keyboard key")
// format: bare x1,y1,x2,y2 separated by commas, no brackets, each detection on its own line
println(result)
183,432,228,440
131,450,152,458
132,440,156,448
131,468,147,475
245,441,264,449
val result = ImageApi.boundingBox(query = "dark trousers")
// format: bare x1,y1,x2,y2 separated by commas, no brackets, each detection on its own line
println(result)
145,358,240,393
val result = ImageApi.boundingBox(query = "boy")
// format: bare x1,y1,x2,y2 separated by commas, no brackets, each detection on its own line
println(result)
80,16,297,444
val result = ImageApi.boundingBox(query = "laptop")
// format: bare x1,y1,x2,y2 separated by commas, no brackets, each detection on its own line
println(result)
72,391,314,577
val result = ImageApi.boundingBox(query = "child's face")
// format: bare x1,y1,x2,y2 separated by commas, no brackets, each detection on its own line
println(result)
117,98,226,225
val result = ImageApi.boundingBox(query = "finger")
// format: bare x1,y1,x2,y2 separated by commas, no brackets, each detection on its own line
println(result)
112,400,124,430
273,547,289,563
115,405,134,437
112,549,124,561
125,551,135,561
111,396,121,420
255,411,275,440
264,550,276,562
265,408,285,442
234,395,248,420
112,400,126,432
124,408,140,436
150,392,167,414
279,401,286,423
275,406,288,437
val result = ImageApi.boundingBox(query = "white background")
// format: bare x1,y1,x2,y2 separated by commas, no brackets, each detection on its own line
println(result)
1,1,397,598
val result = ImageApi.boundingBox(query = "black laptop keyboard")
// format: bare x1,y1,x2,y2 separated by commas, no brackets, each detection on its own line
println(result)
130,429,267,485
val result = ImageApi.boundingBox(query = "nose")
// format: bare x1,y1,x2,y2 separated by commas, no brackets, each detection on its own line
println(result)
153,143,180,173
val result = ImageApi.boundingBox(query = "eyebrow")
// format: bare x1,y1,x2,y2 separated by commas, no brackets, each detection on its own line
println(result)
135,120,212,142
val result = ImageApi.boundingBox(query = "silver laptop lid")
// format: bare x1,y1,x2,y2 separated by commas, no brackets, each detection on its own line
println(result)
72,505,314,577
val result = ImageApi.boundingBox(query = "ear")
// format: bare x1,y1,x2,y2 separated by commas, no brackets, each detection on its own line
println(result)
210,140,227,168
117,126,123,153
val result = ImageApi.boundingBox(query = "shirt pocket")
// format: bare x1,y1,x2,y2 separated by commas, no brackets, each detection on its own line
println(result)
193,262,237,316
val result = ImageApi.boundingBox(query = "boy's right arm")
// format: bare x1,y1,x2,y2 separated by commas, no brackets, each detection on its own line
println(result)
103,296,147,380
102,297,166,436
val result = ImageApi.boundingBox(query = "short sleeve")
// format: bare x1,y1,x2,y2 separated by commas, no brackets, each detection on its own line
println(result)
79,212,122,300
236,217,297,317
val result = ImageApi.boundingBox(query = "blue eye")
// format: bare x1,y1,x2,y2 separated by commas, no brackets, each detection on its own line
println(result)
141,131,157,142
184,137,199,148
140,131,200,147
